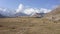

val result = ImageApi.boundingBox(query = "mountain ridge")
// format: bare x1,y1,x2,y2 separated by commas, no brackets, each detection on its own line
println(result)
44,6,60,20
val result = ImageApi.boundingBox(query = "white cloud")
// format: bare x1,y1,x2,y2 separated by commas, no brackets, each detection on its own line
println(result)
0,8,16,16
40,8,51,13
23,8,40,15
0,3,51,16
23,8,35,15
23,8,51,15
16,4,24,13
15,3,51,15
0,8,6,11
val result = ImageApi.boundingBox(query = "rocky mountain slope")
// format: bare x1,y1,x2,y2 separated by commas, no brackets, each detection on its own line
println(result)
0,14,6,18
44,6,60,21
32,13,45,18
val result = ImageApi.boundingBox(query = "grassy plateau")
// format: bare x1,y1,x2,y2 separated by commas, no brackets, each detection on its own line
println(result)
0,17,60,34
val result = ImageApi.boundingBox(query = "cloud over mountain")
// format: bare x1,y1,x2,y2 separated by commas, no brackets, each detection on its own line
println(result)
23,8,51,15
23,8,35,15
15,4,51,15
40,8,51,13
16,4,24,13
0,4,51,16
0,8,6,12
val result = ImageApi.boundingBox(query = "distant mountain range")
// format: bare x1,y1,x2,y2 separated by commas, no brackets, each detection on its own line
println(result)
15,12,29,17
0,6,60,18
0,8,46,18
0,14,4,17
0,12,45,18
32,13,45,18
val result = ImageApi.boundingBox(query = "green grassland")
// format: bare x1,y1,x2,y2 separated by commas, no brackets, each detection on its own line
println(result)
0,17,60,34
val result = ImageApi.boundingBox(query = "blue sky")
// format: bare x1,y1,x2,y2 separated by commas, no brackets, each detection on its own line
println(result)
0,0,60,9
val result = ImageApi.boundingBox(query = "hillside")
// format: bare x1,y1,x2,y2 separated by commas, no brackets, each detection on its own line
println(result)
44,6,60,20
46,6,60,15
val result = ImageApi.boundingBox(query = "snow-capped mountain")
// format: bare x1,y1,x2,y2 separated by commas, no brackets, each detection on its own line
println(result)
15,12,29,17
0,14,6,18
0,8,29,17
0,4,51,17
0,8,16,17
0,7,51,17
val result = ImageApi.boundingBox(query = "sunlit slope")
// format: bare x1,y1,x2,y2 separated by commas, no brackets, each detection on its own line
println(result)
43,6,60,20
45,6,60,16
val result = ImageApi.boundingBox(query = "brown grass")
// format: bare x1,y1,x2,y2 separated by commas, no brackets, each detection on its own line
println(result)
0,17,60,34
